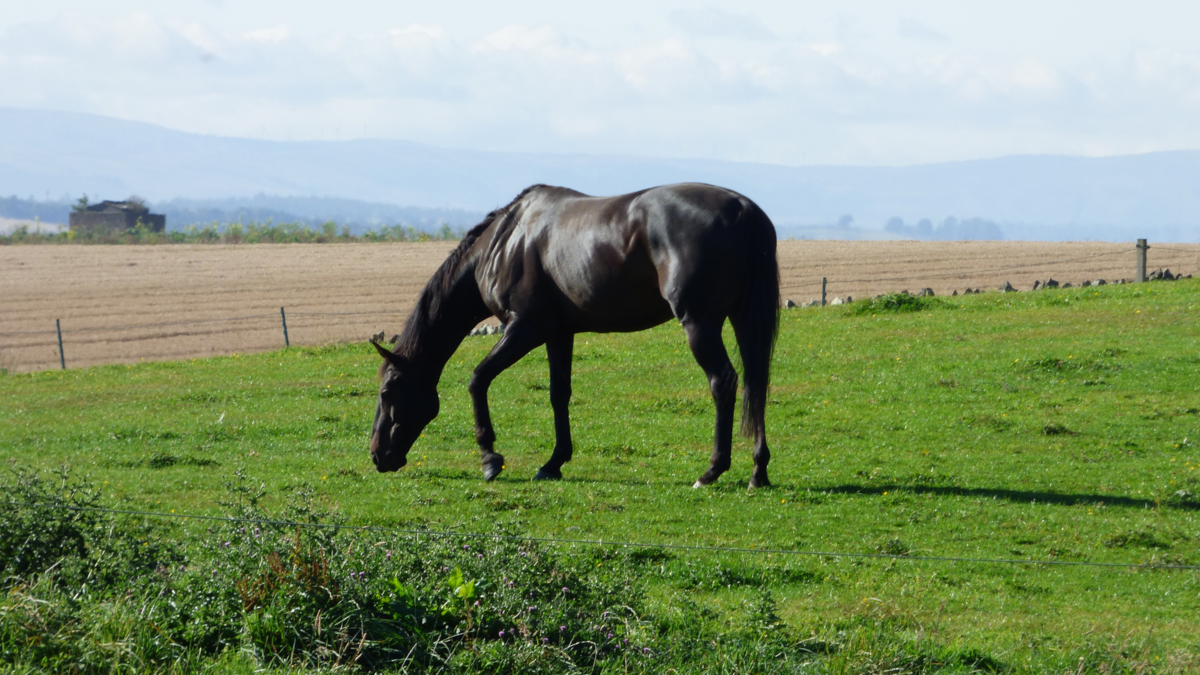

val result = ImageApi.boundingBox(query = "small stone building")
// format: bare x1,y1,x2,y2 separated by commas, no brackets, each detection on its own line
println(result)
69,200,166,233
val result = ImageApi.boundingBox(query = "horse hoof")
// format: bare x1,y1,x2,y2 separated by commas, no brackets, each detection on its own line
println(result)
748,478,771,489
482,454,505,481
533,468,562,481
692,480,706,489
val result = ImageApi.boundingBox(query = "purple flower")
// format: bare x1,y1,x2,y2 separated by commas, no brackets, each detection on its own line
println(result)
542,637,549,644
499,630,505,637
643,647,651,654
385,551,392,559
463,544,469,550
559,625,566,631
562,587,568,593
528,606,536,612
473,600,479,606
223,541,230,547
607,633,613,639
520,551,527,557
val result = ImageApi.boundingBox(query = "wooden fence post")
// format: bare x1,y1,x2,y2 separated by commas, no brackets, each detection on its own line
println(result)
821,277,827,307
56,319,65,370
280,307,290,348
1136,239,1148,283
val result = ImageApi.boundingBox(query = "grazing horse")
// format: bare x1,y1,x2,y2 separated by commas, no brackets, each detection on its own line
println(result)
370,183,779,488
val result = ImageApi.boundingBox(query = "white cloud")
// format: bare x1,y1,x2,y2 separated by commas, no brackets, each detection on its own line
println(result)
243,25,289,44
1,4,1199,165
668,7,775,40
897,16,949,43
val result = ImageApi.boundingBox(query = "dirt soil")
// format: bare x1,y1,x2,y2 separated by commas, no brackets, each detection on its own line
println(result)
3,241,1198,372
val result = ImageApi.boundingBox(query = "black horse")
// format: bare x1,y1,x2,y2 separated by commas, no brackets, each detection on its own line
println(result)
370,183,779,488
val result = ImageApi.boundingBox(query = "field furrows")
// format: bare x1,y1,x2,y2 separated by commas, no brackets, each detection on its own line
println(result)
3,240,1198,371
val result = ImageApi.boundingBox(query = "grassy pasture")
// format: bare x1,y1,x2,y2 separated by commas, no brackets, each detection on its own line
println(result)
2,279,1199,672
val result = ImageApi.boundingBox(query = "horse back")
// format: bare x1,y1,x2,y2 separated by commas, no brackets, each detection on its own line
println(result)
474,183,774,332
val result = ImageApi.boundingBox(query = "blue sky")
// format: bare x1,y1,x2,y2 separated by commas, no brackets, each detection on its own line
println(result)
2,1,1199,166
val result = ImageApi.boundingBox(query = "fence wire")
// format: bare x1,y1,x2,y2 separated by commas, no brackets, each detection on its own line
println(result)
3,245,1196,358
779,248,1137,292
9,500,1199,572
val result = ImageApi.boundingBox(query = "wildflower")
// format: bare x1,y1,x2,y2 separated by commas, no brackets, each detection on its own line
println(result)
542,638,549,644
560,625,566,631
643,647,651,654
499,630,505,637
463,544,470,550
562,586,569,593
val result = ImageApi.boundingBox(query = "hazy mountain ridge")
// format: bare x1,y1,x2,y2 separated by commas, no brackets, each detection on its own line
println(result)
3,108,1198,242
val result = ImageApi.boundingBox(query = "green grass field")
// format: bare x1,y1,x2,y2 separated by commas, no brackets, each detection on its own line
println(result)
3,280,1198,673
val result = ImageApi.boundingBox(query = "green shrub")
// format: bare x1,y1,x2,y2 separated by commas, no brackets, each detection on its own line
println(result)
847,292,940,315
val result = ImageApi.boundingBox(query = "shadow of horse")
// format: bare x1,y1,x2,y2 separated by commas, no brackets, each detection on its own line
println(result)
811,483,1199,510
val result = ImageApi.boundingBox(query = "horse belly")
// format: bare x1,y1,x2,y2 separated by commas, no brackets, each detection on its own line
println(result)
550,242,673,333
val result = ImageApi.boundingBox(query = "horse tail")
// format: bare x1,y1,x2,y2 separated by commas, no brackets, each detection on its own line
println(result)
733,200,779,438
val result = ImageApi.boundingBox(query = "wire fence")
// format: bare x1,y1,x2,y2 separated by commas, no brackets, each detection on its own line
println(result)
3,242,1198,370
10,500,1199,571
778,248,1139,292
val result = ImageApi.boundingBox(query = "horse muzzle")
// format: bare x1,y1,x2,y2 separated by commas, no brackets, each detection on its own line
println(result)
370,423,409,472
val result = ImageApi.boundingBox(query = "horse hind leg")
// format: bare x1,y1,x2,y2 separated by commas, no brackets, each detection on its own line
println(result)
682,319,737,487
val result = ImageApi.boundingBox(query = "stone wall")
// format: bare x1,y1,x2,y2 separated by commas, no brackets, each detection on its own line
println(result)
69,211,166,233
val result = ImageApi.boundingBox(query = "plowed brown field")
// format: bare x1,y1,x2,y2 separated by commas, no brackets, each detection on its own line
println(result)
3,241,1197,372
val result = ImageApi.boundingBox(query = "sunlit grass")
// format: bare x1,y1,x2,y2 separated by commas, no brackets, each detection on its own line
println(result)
3,278,1198,671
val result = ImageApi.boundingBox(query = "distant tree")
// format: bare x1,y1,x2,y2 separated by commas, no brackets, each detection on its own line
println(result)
836,214,854,228
884,216,906,234
72,195,89,213
125,195,148,213
916,218,933,236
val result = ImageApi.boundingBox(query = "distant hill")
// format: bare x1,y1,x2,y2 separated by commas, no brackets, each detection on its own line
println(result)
2,107,1198,242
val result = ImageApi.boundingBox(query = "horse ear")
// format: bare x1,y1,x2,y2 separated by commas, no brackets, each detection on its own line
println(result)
372,340,407,370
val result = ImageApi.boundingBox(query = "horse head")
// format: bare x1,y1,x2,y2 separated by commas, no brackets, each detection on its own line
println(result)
370,341,439,472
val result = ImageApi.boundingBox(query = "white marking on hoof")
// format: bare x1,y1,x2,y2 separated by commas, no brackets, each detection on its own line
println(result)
693,480,705,489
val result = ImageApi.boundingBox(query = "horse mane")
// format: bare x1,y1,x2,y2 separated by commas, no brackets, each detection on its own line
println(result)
385,185,546,370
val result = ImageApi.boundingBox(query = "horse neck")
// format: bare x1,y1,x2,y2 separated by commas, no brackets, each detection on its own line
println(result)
399,255,491,383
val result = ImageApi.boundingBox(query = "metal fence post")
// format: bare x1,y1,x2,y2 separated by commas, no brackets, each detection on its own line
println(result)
821,277,827,307
280,307,290,348
1136,239,1148,283
56,319,65,370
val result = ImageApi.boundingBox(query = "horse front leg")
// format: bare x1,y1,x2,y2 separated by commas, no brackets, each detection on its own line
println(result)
534,333,574,480
468,319,543,481
683,319,738,487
